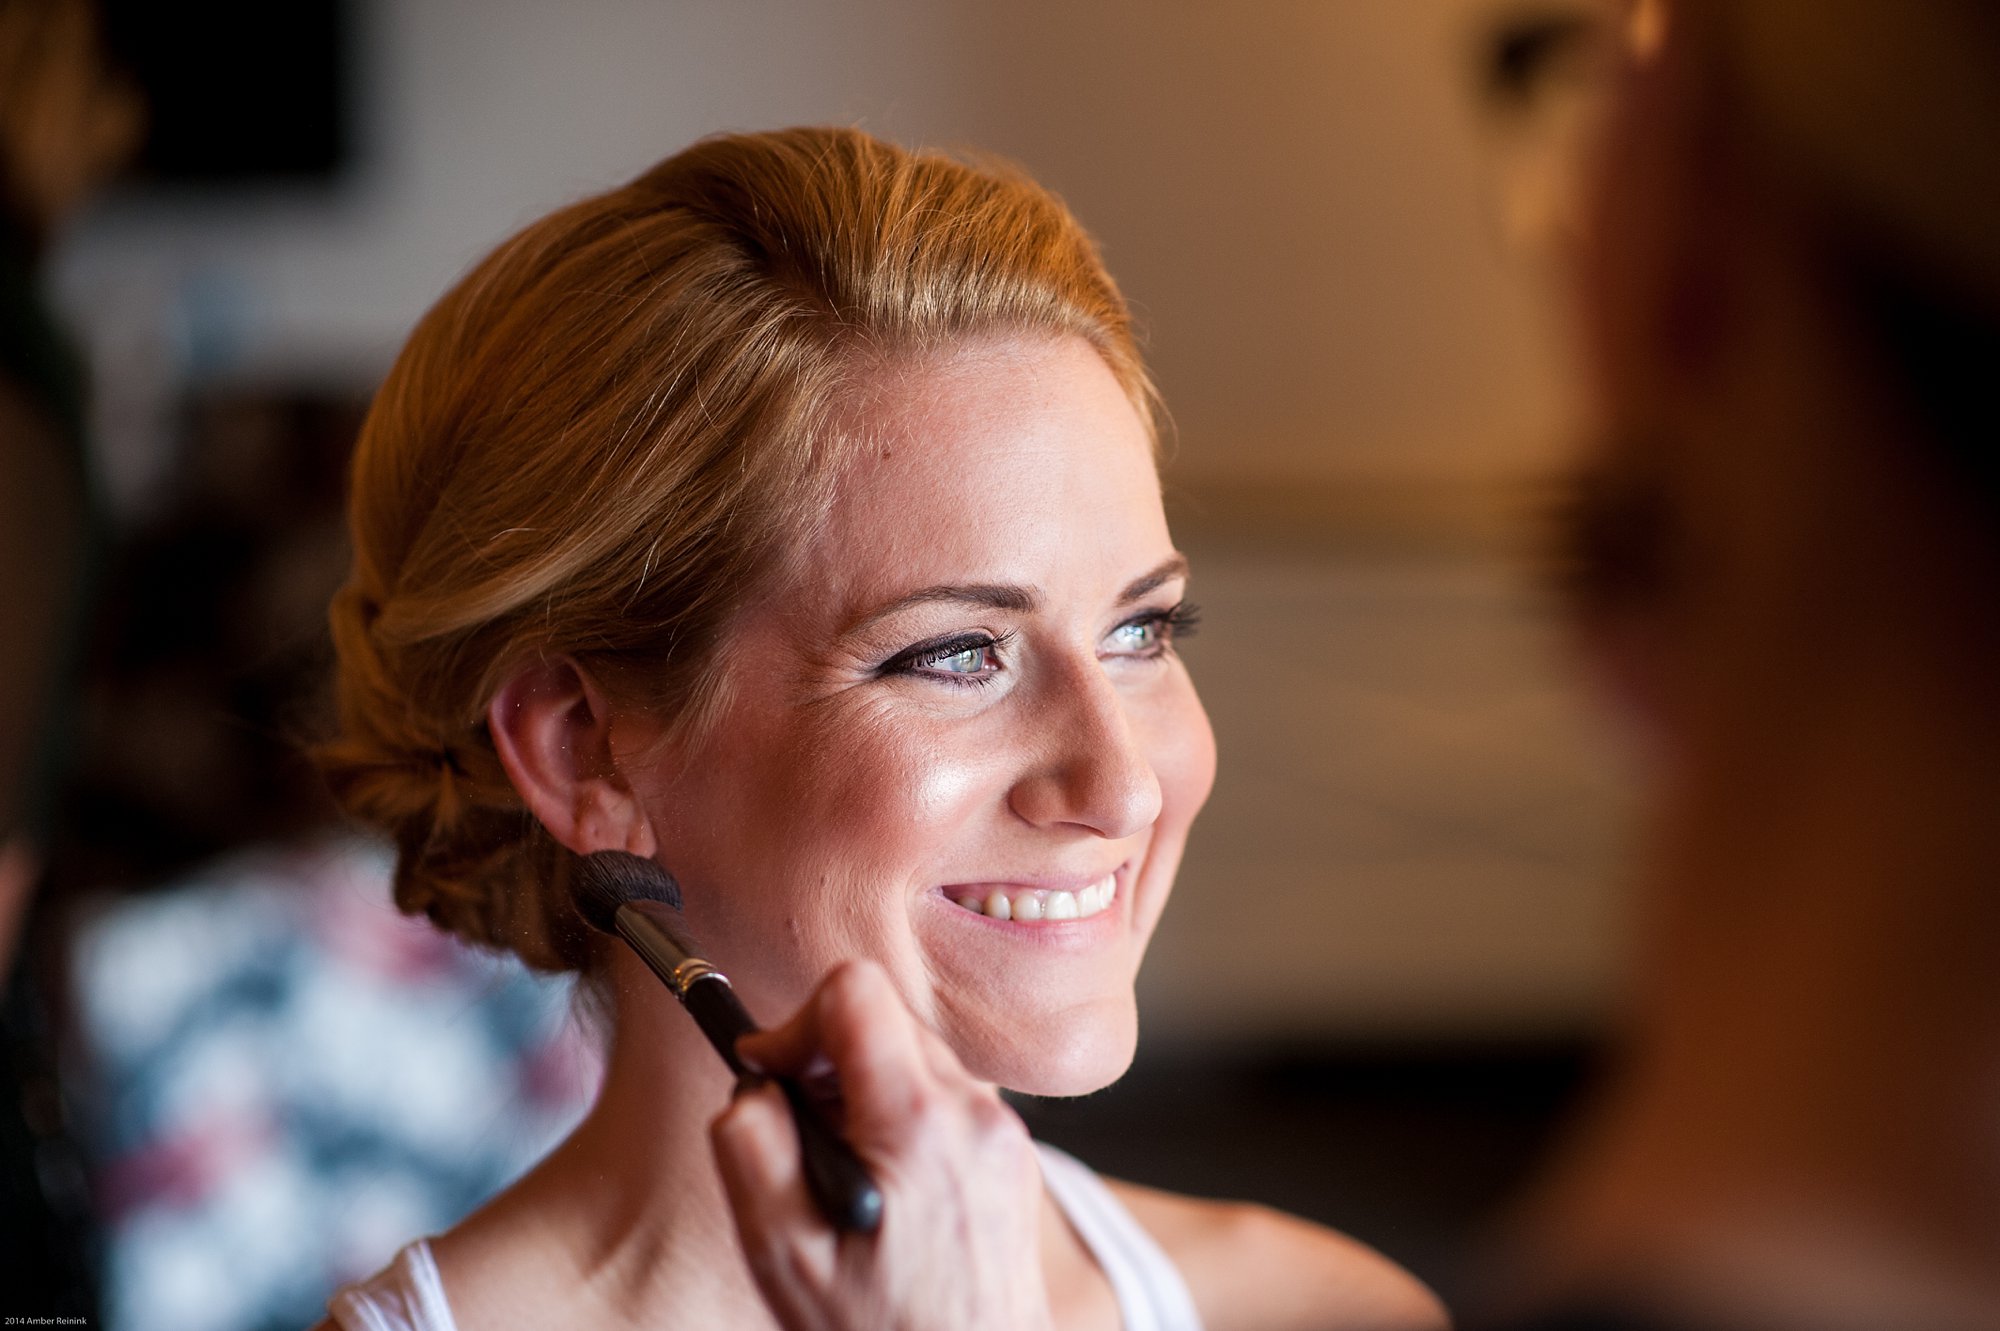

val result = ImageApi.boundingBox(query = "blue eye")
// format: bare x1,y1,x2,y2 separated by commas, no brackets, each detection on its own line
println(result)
1109,619,1162,652
881,632,1009,687
927,644,994,675
1106,602,1200,658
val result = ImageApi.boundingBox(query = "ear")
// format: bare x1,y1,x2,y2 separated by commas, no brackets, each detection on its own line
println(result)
487,655,658,858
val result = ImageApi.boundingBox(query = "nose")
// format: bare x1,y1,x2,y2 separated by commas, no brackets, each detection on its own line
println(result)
1006,657,1163,839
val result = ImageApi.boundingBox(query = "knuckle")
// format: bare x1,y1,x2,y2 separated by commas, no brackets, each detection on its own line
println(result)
818,961,879,1020
898,1077,942,1124
708,1105,748,1156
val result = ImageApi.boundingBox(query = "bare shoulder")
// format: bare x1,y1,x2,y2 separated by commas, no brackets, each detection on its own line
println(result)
1105,1177,1450,1331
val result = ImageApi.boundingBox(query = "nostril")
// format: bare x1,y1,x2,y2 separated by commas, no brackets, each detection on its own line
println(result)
1007,741,1160,838
1103,762,1163,840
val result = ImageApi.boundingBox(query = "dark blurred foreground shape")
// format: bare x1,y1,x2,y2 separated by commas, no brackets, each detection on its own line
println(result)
1,5,395,1321
1454,2,2000,1328
1,0,145,1312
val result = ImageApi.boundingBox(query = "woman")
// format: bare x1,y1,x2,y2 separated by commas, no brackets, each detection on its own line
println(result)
314,127,1444,1330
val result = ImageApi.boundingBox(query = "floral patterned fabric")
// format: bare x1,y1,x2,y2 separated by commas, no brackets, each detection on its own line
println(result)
67,838,599,1331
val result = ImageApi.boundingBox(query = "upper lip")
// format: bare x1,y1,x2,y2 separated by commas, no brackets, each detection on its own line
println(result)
936,863,1127,894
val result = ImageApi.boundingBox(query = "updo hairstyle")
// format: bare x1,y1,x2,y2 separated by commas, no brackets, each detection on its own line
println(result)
317,126,1150,972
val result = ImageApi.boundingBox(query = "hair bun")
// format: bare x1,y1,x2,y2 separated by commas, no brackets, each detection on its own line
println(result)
320,586,590,971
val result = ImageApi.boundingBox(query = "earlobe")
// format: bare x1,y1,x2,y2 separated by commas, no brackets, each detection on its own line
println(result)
487,655,657,857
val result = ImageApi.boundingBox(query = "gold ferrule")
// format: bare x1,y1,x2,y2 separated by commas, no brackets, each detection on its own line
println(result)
670,958,726,993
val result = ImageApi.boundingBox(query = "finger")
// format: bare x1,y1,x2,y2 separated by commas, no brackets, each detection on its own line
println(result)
740,961,976,1088
712,1081,833,1330
903,1005,987,1085
738,962,938,1135
736,959,902,1071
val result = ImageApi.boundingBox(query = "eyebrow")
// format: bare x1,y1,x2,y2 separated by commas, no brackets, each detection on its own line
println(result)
845,554,1190,636
1117,554,1190,605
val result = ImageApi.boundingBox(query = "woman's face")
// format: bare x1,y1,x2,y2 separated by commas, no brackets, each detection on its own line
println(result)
628,334,1214,1096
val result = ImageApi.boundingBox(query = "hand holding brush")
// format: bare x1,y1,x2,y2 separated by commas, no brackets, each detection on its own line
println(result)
570,850,884,1235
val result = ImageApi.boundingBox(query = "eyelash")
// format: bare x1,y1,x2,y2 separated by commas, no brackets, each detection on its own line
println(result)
879,601,1201,689
1122,601,1202,653
878,630,1015,689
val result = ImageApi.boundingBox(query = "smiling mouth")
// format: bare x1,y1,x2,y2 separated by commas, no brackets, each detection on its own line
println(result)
943,872,1119,922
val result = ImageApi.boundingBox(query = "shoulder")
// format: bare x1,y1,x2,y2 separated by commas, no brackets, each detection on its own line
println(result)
1105,1177,1450,1331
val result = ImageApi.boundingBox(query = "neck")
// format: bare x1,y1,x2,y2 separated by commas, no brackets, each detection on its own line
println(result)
1507,639,2000,1328
434,949,1109,1327
436,949,786,1326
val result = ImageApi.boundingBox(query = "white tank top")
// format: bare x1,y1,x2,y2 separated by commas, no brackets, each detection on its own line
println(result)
327,1143,1204,1331
1033,1143,1207,1331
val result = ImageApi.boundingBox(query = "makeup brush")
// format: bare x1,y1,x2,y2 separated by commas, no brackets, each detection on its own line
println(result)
570,850,885,1235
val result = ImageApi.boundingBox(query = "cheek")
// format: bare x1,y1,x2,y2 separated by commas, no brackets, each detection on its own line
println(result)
905,737,992,827
672,699,1014,908
787,705,1010,864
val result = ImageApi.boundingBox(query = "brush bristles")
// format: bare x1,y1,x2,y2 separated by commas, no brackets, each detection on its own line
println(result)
570,851,684,933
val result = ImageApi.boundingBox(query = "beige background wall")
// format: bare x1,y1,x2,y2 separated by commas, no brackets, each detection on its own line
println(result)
56,0,1630,1039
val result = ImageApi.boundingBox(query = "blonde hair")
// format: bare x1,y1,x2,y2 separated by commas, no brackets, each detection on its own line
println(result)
318,126,1151,972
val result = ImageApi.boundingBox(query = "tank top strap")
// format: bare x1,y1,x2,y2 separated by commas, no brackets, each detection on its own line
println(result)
330,1159,1205,1331
1036,1141,1207,1331
326,1239,460,1331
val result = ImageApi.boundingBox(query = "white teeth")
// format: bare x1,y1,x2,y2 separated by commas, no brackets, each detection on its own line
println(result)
948,874,1118,923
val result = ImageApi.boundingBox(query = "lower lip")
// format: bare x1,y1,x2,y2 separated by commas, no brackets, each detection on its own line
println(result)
928,866,1130,945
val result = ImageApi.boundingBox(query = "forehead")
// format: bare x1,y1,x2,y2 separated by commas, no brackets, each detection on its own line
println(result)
799,335,1167,604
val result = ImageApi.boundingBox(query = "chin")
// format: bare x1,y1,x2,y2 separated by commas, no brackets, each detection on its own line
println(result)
969,998,1140,1098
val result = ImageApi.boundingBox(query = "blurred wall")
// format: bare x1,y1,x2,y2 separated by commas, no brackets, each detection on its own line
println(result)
53,0,1630,1040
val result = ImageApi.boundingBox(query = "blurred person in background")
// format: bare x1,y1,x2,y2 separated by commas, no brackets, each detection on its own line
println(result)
697,2,2000,1329
0,0,140,1312
0,0,137,971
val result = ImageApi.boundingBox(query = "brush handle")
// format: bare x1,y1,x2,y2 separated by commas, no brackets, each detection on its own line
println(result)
682,976,886,1235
